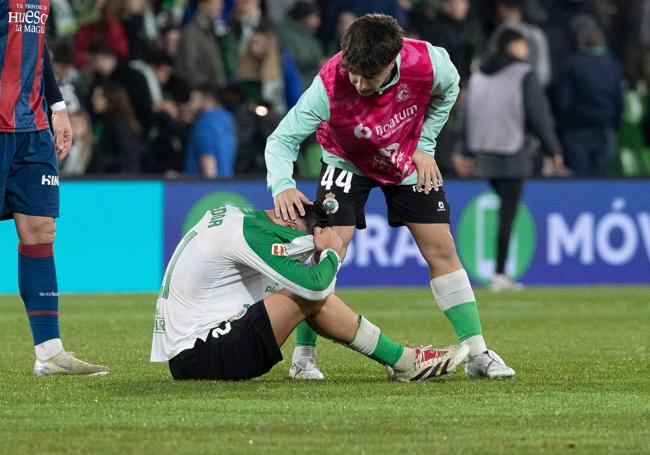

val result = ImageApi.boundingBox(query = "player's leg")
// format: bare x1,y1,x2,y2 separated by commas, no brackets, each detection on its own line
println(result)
265,290,468,381
383,184,515,379
8,130,107,376
289,164,371,379
487,178,524,291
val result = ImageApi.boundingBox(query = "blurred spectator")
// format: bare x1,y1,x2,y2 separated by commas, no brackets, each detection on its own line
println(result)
60,111,94,176
278,1,324,87
175,0,237,89
148,96,190,175
51,42,89,115
410,0,483,85
555,17,623,177
266,0,300,25
325,10,357,55
120,0,159,60
87,81,149,174
433,103,465,177
321,0,409,45
48,0,82,38
489,0,552,87
281,51,304,111
230,0,264,55
237,25,286,114
184,84,237,178
87,43,155,135
462,29,564,290
158,25,182,58
144,51,192,174
217,84,281,175
74,0,130,67
534,0,600,82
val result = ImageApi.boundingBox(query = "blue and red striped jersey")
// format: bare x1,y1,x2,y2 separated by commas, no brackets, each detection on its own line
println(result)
0,0,50,133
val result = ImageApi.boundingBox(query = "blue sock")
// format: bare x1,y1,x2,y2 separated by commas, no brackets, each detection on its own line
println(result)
18,244,60,345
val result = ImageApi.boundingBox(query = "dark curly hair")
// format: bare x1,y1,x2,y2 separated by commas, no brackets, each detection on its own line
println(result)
302,203,331,232
341,14,404,78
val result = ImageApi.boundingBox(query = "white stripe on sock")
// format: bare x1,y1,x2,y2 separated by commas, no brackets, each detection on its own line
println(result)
430,269,476,311
348,316,380,356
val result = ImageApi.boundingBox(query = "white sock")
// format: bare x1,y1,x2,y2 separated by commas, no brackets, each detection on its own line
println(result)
463,335,487,356
35,338,64,362
292,346,316,367
347,316,380,355
394,347,417,372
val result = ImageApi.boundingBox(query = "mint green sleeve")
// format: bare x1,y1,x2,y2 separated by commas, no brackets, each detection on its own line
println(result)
265,76,330,198
415,44,460,156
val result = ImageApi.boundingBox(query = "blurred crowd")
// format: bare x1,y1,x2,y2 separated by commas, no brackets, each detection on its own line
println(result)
46,0,650,178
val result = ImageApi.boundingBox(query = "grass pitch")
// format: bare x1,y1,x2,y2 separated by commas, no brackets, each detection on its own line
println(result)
0,288,648,455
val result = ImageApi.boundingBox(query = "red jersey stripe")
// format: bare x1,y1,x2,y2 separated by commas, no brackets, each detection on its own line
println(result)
0,0,24,131
30,0,47,129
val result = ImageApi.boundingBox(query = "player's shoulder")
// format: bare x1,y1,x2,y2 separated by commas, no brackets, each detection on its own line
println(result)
417,40,451,61
190,204,244,234
241,210,305,245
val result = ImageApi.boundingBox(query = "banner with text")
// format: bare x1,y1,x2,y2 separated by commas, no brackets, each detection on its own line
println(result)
164,179,650,286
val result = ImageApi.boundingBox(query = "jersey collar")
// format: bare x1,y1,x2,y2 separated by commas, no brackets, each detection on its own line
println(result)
376,53,402,95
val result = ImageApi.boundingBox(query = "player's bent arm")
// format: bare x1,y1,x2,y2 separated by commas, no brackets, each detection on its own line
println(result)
265,76,330,198
236,238,340,301
416,44,461,156
259,251,339,301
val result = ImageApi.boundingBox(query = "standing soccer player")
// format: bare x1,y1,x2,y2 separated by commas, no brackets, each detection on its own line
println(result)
265,14,515,380
1,0,108,375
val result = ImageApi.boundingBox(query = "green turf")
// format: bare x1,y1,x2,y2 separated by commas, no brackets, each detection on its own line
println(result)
1,288,648,454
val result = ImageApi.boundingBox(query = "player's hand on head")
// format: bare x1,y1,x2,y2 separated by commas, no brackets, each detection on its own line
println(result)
314,227,344,258
274,188,313,221
51,108,73,160
412,149,443,195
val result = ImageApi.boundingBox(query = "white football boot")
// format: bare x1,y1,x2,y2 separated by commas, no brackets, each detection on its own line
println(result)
387,344,470,382
465,350,515,379
34,351,109,377
289,347,324,380
488,274,524,292
289,360,325,380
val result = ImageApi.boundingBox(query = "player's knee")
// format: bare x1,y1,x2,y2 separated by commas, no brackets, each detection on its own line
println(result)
299,297,326,315
422,234,458,265
18,218,56,244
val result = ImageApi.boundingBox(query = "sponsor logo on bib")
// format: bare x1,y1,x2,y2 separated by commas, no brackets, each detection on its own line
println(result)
353,123,372,139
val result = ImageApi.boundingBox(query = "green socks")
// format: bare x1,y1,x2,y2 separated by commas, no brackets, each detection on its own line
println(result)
443,301,482,341
431,269,487,355
295,321,318,347
348,316,405,367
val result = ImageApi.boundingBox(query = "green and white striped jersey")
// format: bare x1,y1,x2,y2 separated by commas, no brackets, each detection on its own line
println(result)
151,205,340,362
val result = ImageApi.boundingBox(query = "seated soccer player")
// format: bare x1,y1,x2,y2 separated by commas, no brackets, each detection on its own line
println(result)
150,204,469,381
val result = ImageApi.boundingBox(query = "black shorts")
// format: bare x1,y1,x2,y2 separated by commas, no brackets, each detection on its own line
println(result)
315,162,451,228
168,301,282,381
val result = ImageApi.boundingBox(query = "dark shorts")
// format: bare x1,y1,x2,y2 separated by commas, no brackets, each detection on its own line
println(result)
315,162,451,228
0,130,59,221
168,301,283,381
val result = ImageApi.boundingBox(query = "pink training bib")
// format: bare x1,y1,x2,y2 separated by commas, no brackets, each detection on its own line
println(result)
316,38,434,185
